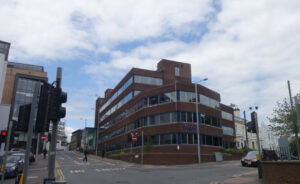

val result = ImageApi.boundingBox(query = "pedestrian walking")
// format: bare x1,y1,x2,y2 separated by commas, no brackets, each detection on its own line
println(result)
43,148,47,159
102,149,105,159
83,149,88,162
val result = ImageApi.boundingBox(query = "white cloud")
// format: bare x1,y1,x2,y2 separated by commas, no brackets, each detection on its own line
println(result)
1,0,300,128
0,0,213,61
65,126,76,142
82,0,300,125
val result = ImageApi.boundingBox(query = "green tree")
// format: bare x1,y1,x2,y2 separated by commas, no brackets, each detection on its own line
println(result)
268,93,300,156
145,134,153,152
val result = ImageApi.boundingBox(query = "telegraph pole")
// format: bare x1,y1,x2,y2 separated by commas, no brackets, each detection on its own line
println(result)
287,80,293,108
243,111,249,152
48,67,62,179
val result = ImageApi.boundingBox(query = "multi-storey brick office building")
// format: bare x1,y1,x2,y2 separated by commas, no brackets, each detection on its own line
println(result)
96,59,235,164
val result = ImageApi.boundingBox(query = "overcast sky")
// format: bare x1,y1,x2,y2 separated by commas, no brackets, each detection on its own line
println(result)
1,0,300,141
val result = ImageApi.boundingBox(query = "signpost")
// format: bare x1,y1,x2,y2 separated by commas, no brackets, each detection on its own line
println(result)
41,134,47,141
132,135,137,142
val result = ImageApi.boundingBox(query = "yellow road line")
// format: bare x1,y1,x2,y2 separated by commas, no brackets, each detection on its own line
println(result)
55,160,65,181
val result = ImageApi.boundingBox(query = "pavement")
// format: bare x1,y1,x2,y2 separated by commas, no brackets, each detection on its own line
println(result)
4,151,263,184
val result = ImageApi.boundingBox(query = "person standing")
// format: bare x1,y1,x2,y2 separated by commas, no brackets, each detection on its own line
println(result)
43,148,47,159
83,149,88,162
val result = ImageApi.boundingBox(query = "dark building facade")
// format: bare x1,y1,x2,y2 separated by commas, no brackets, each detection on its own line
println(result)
70,129,83,150
96,59,235,164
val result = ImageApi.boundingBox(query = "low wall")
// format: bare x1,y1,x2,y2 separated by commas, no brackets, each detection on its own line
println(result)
262,161,300,184
223,153,245,161
107,152,243,165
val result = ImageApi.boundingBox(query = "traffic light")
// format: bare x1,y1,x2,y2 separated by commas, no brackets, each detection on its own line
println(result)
127,133,132,142
0,130,7,143
17,104,31,132
36,83,50,132
247,112,257,133
48,133,52,142
48,87,67,121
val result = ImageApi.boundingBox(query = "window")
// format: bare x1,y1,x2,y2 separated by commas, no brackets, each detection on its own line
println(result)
213,137,219,146
175,67,180,76
199,94,220,109
134,75,163,86
160,113,170,124
171,112,177,123
204,115,211,125
159,93,170,103
172,133,178,144
180,112,187,122
180,91,196,103
165,92,176,102
187,112,193,122
160,134,171,144
149,115,158,125
222,126,234,136
181,133,187,144
206,135,212,145
188,133,193,144
149,95,158,105
192,112,197,123
194,133,198,144
222,111,233,121
151,135,159,145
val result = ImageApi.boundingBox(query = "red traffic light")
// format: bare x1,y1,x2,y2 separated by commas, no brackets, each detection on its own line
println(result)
1,131,7,136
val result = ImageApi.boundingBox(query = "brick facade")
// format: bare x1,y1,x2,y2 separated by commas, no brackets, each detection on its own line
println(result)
95,59,235,164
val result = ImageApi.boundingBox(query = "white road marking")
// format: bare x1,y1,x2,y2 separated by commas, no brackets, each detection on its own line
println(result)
70,169,85,174
95,168,125,172
28,176,38,179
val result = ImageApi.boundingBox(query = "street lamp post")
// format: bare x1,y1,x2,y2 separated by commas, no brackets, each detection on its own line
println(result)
195,78,208,164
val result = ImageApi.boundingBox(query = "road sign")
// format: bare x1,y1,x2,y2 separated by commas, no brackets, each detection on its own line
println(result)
132,135,137,142
41,134,47,141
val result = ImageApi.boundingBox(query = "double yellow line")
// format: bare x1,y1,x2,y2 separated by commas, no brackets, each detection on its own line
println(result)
55,160,65,181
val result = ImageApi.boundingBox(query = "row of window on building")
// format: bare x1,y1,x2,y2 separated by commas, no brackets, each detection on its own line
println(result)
99,111,234,142
104,132,223,152
99,75,163,113
99,90,232,130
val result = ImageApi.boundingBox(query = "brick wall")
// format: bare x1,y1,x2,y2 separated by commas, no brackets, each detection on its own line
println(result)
262,161,300,184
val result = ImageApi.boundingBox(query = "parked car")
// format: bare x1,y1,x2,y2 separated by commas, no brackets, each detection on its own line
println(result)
0,154,24,178
9,148,35,163
241,151,259,167
10,148,25,152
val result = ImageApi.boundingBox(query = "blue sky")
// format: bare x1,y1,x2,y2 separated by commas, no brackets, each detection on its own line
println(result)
1,0,300,140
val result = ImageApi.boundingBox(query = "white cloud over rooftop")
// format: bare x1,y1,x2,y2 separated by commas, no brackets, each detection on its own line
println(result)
1,0,300,130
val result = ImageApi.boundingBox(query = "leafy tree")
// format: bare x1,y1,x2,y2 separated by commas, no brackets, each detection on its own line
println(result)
289,137,300,156
145,134,153,152
268,93,300,156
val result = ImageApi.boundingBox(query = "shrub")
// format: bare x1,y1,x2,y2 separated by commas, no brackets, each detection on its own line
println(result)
108,152,132,157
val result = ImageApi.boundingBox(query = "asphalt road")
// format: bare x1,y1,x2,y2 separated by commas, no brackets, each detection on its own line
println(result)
56,151,261,184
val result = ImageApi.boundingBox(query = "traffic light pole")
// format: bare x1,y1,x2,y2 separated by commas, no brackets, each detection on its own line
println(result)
23,83,40,184
1,121,13,184
48,67,62,180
